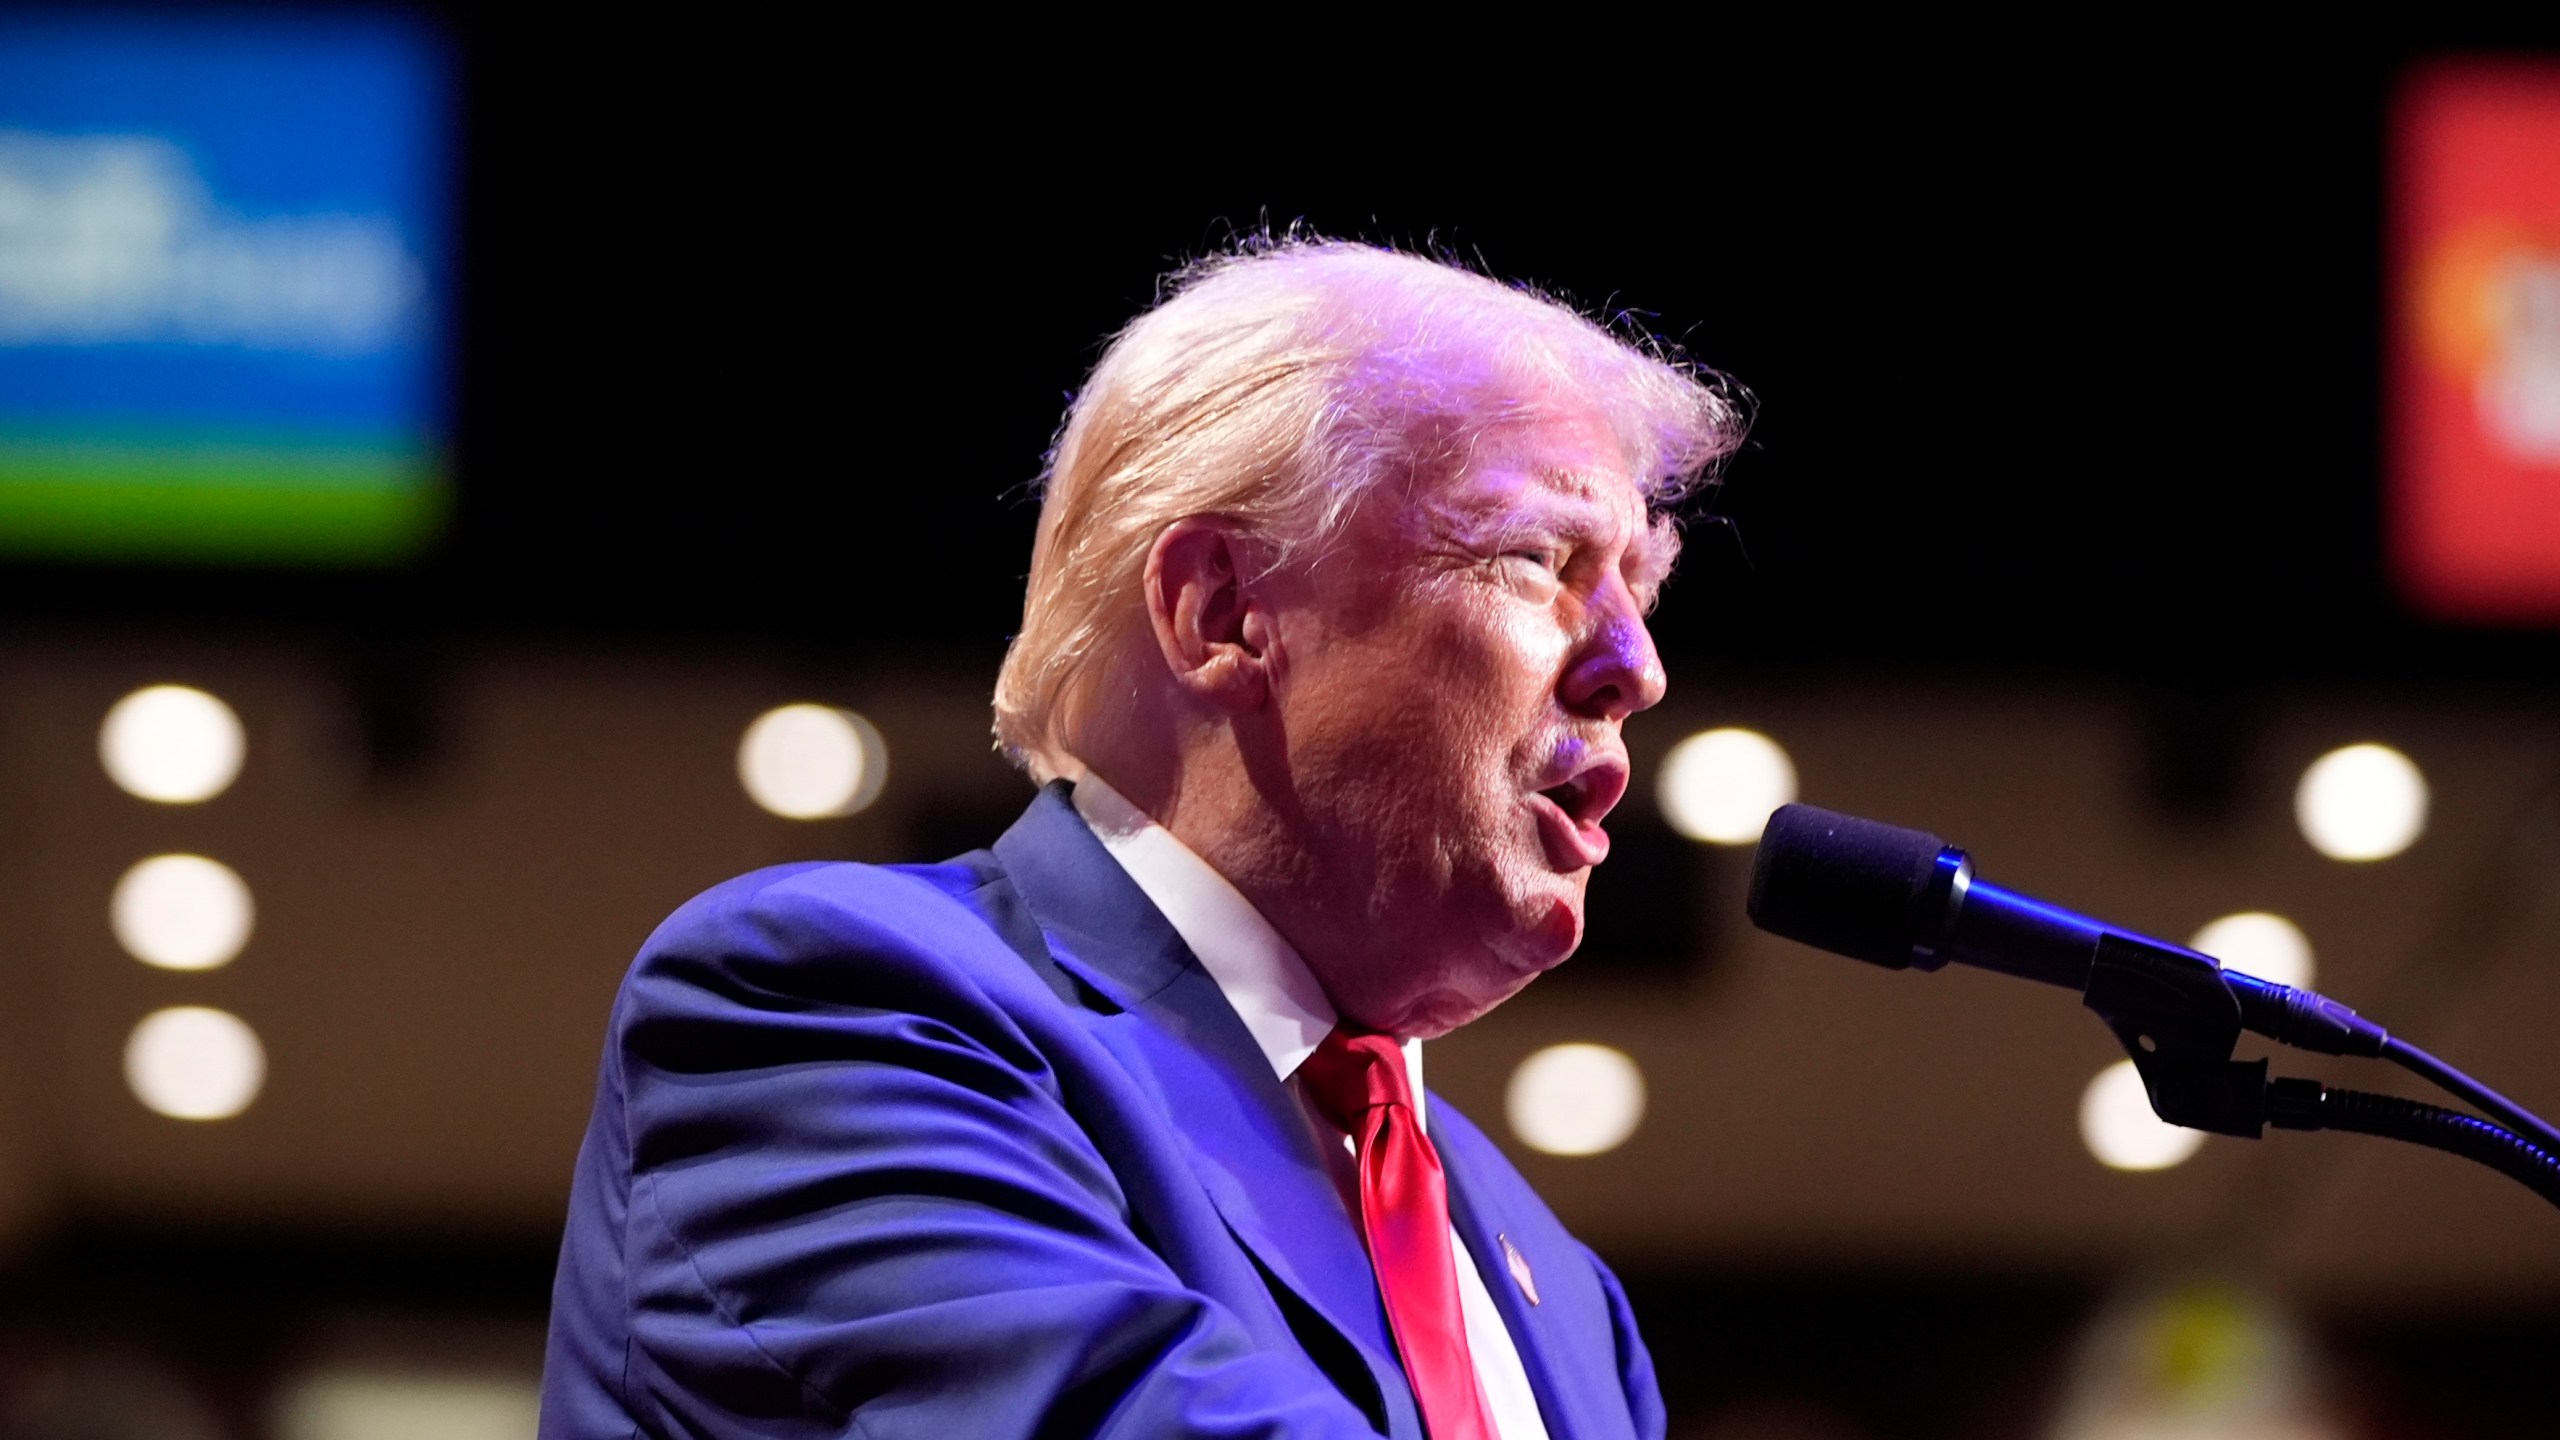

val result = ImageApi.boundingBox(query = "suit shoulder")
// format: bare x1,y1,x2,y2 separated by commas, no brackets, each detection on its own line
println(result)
623,857,1043,1017
640,853,1017,950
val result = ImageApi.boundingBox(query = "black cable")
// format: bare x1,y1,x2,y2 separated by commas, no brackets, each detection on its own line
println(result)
2264,1078,2560,1210
2380,1036,2560,1157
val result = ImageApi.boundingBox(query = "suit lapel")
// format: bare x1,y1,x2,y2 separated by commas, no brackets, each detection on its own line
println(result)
1436,1106,1633,1440
990,785,1420,1434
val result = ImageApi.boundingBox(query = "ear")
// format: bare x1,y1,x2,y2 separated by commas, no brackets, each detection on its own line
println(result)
1143,519,1272,714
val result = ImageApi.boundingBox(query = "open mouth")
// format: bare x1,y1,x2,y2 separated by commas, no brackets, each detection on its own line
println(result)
1530,752,1630,868
1539,775,1594,818
1537,756,1628,829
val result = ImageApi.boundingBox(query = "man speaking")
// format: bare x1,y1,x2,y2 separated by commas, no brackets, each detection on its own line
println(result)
540,240,1744,1438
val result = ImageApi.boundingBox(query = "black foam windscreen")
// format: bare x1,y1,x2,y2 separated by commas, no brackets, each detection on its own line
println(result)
1745,803,1952,969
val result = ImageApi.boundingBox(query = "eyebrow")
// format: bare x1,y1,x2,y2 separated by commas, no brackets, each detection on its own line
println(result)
1453,470,1681,604
1626,516,1679,607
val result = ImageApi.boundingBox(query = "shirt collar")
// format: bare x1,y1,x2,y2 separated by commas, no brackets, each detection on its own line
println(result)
1070,771,1424,1103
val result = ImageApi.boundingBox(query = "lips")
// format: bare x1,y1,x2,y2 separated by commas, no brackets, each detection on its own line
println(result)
1529,747,1629,870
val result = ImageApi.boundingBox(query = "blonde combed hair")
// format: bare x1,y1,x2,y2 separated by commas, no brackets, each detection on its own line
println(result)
992,239,1746,779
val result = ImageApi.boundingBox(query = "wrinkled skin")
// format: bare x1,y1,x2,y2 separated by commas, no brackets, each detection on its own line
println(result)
1090,405,1673,1039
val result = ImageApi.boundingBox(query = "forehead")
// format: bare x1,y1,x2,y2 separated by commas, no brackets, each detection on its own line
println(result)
1413,411,1664,551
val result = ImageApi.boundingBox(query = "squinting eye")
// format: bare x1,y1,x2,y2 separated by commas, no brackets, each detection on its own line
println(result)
1504,549,1561,573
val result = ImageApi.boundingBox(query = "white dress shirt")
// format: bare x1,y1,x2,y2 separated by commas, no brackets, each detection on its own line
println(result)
1072,773,1551,1440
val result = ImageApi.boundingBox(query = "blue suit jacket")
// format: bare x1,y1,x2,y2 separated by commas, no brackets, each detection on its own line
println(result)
540,783,1665,1439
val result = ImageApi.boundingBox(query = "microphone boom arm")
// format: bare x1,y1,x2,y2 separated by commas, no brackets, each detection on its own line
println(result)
1748,803,2560,1212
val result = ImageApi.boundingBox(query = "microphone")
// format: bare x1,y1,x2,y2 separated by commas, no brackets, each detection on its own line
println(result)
1745,803,2388,1060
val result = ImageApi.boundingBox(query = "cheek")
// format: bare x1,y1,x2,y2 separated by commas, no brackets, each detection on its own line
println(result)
1400,594,1565,713
1279,589,1566,813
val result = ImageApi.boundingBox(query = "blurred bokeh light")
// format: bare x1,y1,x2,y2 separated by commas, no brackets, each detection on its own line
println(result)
2049,1279,2340,1440
272,1369,541,1440
2078,1060,2205,1172
1656,727,1797,845
109,853,253,971
124,1004,266,1121
737,703,886,820
97,684,243,803
2294,742,2428,861
1506,1042,1646,1157
2188,911,2315,989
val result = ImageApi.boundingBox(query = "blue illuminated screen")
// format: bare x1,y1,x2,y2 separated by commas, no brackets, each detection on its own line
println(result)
0,10,451,563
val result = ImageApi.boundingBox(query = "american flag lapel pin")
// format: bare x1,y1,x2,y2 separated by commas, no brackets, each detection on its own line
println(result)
1500,1233,1539,1306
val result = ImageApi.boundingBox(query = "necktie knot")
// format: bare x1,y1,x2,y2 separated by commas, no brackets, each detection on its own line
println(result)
1298,1027,1412,1135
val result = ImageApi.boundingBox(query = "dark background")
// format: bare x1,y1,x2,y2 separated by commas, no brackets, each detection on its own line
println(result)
13,15,2560,687
8,12,2560,1438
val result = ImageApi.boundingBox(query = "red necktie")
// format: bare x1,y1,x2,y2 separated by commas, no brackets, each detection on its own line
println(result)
1298,1028,1499,1440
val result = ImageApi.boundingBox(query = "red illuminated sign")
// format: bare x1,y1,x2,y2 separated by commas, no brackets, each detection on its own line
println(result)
2393,62,2560,623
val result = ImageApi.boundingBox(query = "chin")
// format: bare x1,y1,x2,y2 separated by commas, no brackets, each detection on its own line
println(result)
1383,900,1579,1040
1346,859,1587,1039
1381,988,1505,1041
1496,874,1586,970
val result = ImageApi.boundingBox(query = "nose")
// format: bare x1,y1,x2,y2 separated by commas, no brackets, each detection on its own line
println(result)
1560,578,1666,721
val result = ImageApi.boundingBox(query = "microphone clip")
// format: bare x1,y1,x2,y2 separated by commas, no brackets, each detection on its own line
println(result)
2082,933,2271,1138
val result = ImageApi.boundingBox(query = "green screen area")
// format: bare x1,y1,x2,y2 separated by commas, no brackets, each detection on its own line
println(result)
0,435,447,564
